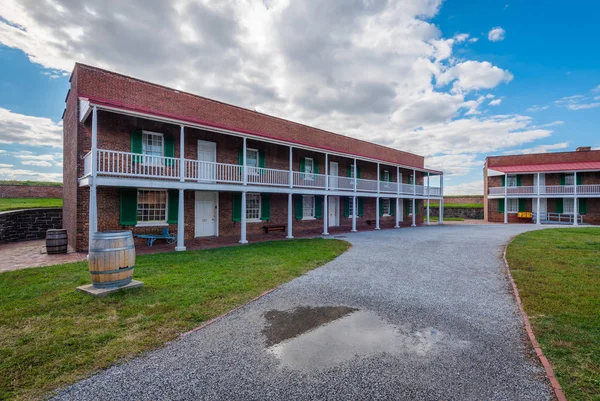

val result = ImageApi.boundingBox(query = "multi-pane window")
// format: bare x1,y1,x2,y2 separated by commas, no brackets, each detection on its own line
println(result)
349,165,355,178
246,148,259,175
383,170,390,182
563,198,574,214
142,132,164,164
302,195,315,219
246,193,261,220
382,198,390,215
304,158,314,174
137,190,167,223
507,198,519,213
349,197,356,217
565,173,575,185
506,174,517,187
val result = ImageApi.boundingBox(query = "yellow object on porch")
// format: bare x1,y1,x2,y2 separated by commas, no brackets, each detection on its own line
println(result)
517,212,532,218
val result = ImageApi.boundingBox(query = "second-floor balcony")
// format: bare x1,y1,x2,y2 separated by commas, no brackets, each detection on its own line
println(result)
83,149,442,197
489,185,600,196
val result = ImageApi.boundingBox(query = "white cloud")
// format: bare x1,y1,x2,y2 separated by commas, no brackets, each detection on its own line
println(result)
504,142,570,155
453,33,469,43
425,154,482,176
489,99,502,106
21,160,53,167
0,163,14,168
567,102,600,110
468,37,478,43
536,120,564,128
526,105,549,112
437,61,513,92
0,167,62,182
592,85,600,93
0,108,62,148
444,180,484,195
488,27,506,42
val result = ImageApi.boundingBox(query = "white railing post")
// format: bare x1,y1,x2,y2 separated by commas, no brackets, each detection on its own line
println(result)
243,138,248,186
323,195,329,235
289,146,293,188
351,196,357,232
175,189,186,251
240,191,248,244
88,105,98,253
179,126,185,182
287,193,294,239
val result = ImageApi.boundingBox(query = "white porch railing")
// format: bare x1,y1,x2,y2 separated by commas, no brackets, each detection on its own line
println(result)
533,212,584,224
86,149,443,197
578,184,600,195
490,184,600,196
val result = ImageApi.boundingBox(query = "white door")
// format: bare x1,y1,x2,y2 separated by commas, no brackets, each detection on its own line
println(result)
329,162,339,189
533,198,547,214
197,140,217,182
398,199,404,222
328,196,339,227
195,191,217,237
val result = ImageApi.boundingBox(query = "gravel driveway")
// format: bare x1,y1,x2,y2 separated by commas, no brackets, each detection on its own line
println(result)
54,224,553,401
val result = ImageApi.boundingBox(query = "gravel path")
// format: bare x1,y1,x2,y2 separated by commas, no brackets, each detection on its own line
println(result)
54,224,553,401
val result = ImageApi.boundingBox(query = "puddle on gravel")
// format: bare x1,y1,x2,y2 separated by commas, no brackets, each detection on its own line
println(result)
263,306,447,372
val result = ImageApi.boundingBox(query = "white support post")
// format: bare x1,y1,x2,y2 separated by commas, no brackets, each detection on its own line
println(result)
88,105,98,253
351,196,357,232
289,146,293,188
413,169,416,197
240,192,248,244
411,198,416,227
536,172,541,225
377,163,380,194
574,172,578,226
396,166,400,195
426,172,430,225
325,153,329,191
179,126,185,182
504,173,508,224
426,199,430,225
287,193,294,239
353,159,357,192
439,174,444,225
394,198,400,228
175,189,186,251
375,197,380,230
323,195,329,235
243,138,248,186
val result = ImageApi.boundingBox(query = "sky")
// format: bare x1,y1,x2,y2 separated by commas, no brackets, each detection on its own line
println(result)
0,0,598,194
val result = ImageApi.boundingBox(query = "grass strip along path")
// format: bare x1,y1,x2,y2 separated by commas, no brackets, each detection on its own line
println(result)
0,198,63,212
507,228,600,401
0,238,350,401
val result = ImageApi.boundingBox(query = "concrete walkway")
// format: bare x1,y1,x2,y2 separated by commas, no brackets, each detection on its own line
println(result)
53,224,553,401
0,240,86,273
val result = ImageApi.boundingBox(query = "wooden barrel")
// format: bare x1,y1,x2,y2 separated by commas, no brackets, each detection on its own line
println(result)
46,229,68,254
88,231,136,289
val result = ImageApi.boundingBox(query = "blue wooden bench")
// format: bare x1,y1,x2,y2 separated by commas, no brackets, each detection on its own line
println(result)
135,227,177,246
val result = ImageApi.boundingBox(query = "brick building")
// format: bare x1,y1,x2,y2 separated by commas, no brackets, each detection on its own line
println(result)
63,64,444,252
484,147,600,225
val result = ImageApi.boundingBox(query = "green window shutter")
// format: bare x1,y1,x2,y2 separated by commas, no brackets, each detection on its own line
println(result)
518,198,526,212
295,195,303,220
559,173,566,185
343,197,350,218
347,165,352,178
579,198,587,214
390,199,395,216
358,198,364,217
238,148,243,165
501,175,505,187
380,171,384,181
164,135,175,166
405,199,410,215
232,194,241,222
516,175,522,187
577,174,583,185
555,198,564,214
498,199,505,213
315,195,323,219
313,159,319,174
379,198,384,216
167,190,178,224
408,175,413,185
300,157,306,172
357,166,361,179
258,151,266,168
130,130,143,163
119,188,138,226
260,194,270,221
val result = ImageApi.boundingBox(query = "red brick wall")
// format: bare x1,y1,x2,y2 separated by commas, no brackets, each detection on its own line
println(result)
0,185,62,198
487,149,600,167
63,69,80,250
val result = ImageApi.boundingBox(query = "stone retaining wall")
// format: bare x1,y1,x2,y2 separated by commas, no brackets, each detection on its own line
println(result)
0,208,63,244
0,185,63,198
431,207,484,220
443,196,483,204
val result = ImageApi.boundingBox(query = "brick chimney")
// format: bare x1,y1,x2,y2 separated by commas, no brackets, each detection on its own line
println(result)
576,146,592,152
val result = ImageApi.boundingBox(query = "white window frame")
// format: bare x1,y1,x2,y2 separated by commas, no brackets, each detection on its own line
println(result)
564,172,575,186
246,148,259,176
136,189,168,226
507,198,519,213
349,198,358,218
563,198,574,215
382,198,391,216
304,157,315,181
142,131,164,165
506,174,517,187
383,170,390,187
349,164,356,178
246,193,261,222
302,195,316,220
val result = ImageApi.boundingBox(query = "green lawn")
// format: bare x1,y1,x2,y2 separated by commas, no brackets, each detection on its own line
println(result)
425,216,464,222
0,239,350,401
0,198,63,212
507,228,600,401
429,203,483,208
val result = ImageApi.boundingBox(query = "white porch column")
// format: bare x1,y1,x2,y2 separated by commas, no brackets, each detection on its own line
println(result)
396,166,400,195
394,198,400,228
411,198,416,227
175,189,186,251
289,146,293,188
88,105,98,253
504,173,508,224
375,197,380,230
353,159,357,191
536,172,541,225
439,174,444,225
240,191,248,244
287,193,294,239
413,169,416,197
179,126,185,182
426,199,430,225
377,163,380,194
243,137,248,186
426,172,430,225
325,153,329,191
351,196,357,232
573,172,578,226
323,195,329,235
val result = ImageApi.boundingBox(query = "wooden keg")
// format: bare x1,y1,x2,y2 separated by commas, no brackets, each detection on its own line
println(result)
88,231,136,289
46,229,68,254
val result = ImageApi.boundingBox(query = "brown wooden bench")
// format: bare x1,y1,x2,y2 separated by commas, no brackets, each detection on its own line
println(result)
263,225,286,234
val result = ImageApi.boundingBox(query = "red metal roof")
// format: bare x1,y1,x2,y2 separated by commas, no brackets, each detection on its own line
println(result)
492,161,600,173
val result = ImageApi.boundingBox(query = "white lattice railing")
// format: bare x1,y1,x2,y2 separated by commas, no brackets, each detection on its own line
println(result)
96,149,180,180
247,167,290,187
380,182,398,194
490,184,600,196
356,178,378,192
185,160,243,183
577,184,600,195
292,171,327,189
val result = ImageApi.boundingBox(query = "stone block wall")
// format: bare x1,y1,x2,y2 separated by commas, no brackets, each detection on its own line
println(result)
0,208,63,244
0,185,63,198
